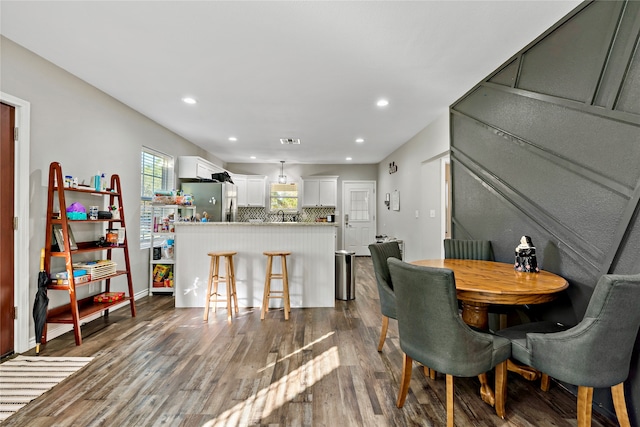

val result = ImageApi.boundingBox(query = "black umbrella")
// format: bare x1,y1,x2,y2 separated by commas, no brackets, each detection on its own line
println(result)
33,248,49,355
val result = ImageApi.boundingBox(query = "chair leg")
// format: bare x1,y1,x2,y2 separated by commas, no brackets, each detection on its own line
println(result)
499,313,508,330
396,353,413,408
446,374,454,427
577,386,593,427
540,373,551,392
422,366,437,379
377,316,389,352
212,257,220,313
203,255,217,321
261,255,273,320
281,255,290,320
494,361,507,419
611,382,631,427
225,259,233,322
228,255,239,314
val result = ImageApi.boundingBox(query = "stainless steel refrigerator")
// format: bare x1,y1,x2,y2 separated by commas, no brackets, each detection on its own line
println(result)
181,182,237,222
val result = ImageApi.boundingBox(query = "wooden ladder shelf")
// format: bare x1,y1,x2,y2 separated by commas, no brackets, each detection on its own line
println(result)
41,161,136,347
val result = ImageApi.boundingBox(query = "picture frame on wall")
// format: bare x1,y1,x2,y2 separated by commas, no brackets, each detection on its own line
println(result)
52,224,78,251
392,190,400,211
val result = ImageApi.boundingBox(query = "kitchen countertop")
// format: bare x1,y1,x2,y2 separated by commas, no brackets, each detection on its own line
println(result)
175,221,337,226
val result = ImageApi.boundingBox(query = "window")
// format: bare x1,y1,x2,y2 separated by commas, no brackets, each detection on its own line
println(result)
349,190,370,221
269,182,299,212
140,148,174,249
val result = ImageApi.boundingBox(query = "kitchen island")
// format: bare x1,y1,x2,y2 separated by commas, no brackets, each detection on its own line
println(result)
174,222,337,308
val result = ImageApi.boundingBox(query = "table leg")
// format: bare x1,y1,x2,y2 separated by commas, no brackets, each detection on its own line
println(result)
507,359,540,381
460,301,495,406
478,373,495,406
461,301,489,330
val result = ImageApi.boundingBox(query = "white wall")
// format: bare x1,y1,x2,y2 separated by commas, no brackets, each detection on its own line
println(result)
376,112,450,261
1,36,222,344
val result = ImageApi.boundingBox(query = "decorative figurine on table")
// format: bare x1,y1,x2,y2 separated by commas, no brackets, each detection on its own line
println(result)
514,235,539,273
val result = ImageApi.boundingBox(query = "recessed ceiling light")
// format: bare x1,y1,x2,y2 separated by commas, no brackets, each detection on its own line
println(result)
250,156,256,159
228,137,237,142
182,97,197,104
355,138,364,143
346,157,352,161
280,138,301,145
376,99,389,107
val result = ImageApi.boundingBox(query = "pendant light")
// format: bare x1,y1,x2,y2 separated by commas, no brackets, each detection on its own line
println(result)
278,160,287,184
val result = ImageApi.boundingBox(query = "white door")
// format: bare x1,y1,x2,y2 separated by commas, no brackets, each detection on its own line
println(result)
342,181,376,255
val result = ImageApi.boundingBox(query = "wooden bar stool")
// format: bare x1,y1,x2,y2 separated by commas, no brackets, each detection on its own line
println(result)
203,251,238,322
261,251,292,320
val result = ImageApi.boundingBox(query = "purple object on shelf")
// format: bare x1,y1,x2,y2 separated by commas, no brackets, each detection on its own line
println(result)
66,202,86,213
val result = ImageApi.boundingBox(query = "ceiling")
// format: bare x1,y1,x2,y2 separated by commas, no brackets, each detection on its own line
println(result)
0,1,580,165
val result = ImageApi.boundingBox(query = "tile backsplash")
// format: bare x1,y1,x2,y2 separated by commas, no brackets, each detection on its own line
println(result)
238,207,335,223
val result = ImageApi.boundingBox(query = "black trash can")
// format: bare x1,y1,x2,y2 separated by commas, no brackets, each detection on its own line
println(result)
335,250,356,300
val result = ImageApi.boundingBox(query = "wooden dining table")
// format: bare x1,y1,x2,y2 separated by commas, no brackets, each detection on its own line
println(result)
410,259,569,406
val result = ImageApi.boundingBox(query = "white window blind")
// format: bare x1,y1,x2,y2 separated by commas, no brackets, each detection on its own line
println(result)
269,182,299,212
140,147,174,249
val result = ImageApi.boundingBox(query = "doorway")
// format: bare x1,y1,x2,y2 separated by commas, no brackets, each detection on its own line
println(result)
443,156,451,241
0,92,31,355
417,153,450,260
342,181,376,256
0,102,15,358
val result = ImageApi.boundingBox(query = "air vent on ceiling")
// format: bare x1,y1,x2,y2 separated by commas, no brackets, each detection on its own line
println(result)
280,138,301,145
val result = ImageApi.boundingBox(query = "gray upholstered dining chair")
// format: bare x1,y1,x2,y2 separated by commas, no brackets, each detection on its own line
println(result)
388,258,511,426
368,242,402,352
443,238,512,330
443,238,494,261
496,273,640,427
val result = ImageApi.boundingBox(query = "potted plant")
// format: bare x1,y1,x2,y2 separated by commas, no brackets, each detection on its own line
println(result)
109,204,121,220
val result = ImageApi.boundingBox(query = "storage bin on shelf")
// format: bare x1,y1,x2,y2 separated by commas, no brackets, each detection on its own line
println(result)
152,190,193,206
73,260,117,280
152,195,177,205
66,212,87,220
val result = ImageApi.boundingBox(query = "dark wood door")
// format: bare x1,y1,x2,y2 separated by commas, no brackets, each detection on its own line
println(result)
0,102,16,358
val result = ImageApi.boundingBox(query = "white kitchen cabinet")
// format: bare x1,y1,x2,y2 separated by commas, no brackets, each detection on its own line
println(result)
234,174,266,207
178,156,226,180
247,176,267,207
234,175,247,206
302,176,338,207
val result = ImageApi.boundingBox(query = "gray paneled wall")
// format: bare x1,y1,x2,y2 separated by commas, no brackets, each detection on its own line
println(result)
450,0,640,423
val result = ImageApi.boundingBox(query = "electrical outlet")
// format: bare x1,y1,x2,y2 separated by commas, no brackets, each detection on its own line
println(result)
430,210,436,218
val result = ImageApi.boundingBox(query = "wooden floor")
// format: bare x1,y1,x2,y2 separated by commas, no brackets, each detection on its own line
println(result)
2,257,619,427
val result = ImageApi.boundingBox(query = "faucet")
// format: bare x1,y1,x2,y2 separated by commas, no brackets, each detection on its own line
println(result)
277,210,285,222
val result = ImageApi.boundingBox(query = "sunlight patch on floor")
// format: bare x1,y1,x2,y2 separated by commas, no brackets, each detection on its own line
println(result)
202,346,340,426
256,331,335,374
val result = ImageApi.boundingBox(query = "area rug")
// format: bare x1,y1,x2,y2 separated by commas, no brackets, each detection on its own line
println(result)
0,355,94,422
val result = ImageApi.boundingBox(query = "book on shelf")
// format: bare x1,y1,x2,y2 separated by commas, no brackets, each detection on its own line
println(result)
152,264,173,288
52,269,87,279
51,274,91,285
